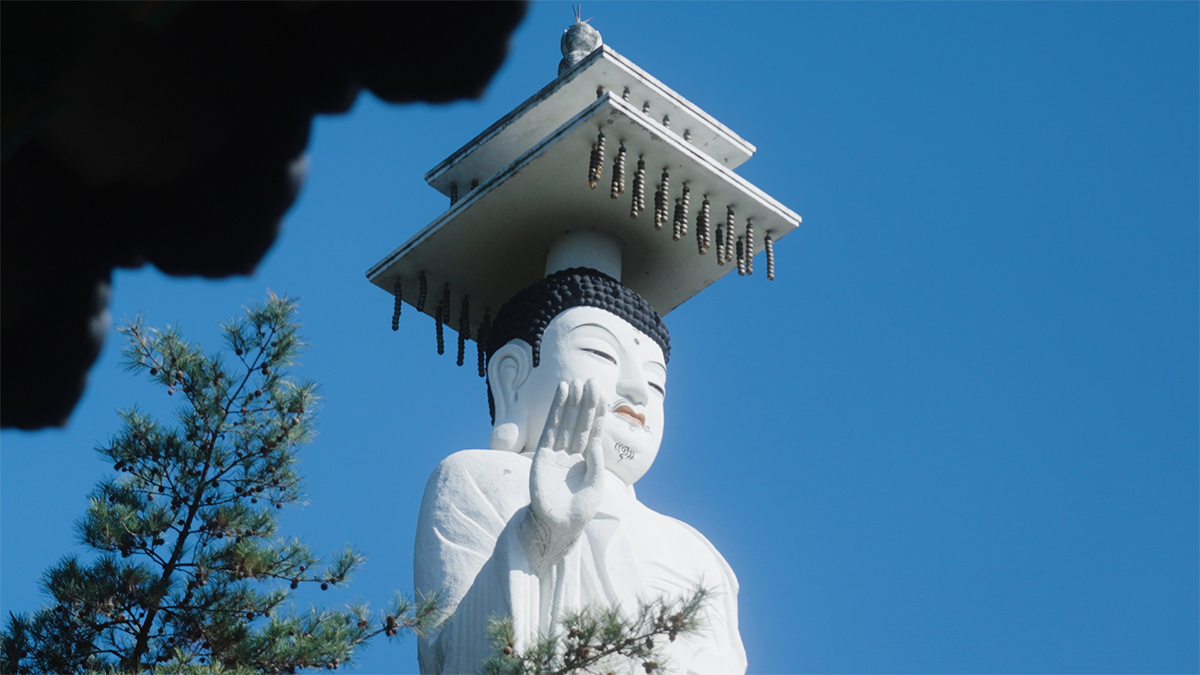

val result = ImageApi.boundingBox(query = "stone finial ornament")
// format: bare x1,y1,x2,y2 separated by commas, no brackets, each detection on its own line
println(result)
558,7,602,75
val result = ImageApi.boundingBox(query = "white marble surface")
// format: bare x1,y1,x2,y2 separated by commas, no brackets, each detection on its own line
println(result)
414,307,746,674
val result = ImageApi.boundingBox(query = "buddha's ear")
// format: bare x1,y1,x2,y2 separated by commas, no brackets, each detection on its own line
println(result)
488,340,532,452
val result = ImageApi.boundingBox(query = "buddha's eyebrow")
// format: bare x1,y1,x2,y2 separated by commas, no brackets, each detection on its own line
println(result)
644,361,667,380
569,322,621,343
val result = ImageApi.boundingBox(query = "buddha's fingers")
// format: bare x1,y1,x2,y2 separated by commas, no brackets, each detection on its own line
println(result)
553,379,585,453
582,389,607,487
537,381,571,451
571,380,601,456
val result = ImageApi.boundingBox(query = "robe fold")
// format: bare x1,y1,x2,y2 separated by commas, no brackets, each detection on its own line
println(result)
415,449,747,674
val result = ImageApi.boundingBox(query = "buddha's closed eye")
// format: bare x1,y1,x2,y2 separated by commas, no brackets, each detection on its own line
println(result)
582,347,616,364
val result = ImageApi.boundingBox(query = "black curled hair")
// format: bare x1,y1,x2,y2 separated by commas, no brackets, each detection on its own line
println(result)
485,267,670,422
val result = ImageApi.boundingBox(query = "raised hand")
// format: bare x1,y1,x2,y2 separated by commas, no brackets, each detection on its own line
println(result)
521,379,608,566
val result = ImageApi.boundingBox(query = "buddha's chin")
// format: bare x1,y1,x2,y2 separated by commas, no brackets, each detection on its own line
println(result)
602,421,659,486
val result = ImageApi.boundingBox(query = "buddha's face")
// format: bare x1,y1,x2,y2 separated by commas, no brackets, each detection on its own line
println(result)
496,306,667,485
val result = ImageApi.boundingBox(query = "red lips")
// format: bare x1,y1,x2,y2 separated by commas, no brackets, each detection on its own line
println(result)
613,405,646,427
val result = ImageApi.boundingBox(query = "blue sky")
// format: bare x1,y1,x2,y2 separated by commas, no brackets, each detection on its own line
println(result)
3,3,1197,673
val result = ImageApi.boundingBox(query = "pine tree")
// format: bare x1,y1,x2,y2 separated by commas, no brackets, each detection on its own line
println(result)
1,294,437,674
481,587,709,675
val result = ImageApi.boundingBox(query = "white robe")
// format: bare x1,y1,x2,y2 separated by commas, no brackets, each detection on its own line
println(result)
414,449,747,675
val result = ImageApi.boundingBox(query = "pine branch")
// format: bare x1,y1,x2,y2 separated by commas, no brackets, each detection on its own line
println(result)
2,294,435,674
482,586,710,675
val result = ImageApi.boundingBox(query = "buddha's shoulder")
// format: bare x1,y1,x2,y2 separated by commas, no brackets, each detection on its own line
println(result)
628,501,740,590
422,449,532,505
434,449,531,475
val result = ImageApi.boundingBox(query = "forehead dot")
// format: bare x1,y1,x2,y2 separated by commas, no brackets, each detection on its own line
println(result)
634,337,640,345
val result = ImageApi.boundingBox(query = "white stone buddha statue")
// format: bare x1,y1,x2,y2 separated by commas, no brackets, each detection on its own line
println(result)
414,268,746,674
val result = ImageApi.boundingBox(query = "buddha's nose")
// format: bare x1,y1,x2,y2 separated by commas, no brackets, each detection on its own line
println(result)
616,370,649,407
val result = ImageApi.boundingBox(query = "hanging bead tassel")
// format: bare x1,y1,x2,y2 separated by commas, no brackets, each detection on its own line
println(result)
391,278,402,331
588,143,599,188
696,196,711,255
435,284,450,355
434,301,445,355
610,143,626,199
588,131,606,189
745,221,755,275
765,232,776,281
674,184,690,241
715,225,725,266
457,295,469,367
631,157,647,218
622,87,631,102
417,273,428,312
450,182,458,206
736,237,746,276
477,309,491,377
654,169,670,229
672,198,684,241
724,207,736,264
